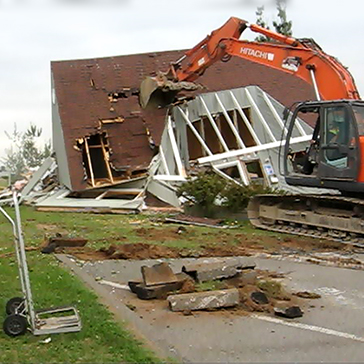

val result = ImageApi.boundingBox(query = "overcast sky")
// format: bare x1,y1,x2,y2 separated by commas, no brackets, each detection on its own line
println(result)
0,0,363,160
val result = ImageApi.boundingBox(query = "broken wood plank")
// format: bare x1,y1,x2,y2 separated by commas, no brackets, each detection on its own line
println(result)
84,138,95,187
164,217,229,229
100,136,114,184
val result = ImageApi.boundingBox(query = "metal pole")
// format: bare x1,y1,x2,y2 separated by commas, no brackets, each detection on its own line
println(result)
309,69,321,101
12,191,36,329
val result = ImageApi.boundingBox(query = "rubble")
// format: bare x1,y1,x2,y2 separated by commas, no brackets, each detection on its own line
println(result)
250,291,269,305
274,305,303,319
123,258,309,319
182,258,255,282
4,82,322,214
128,274,188,300
127,262,191,300
141,262,178,286
167,289,240,312
293,291,321,299
230,270,258,287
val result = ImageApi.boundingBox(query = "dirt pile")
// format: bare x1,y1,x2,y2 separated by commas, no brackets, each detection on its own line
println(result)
100,243,180,260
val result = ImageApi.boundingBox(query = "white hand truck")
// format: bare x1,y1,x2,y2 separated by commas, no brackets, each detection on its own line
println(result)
1,191,81,337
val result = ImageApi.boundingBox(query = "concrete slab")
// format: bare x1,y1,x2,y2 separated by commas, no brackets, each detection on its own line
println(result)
182,257,255,282
57,255,364,362
141,262,177,286
168,289,239,312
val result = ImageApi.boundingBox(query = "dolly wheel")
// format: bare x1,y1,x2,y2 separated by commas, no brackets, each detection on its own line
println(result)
3,314,28,337
6,297,25,315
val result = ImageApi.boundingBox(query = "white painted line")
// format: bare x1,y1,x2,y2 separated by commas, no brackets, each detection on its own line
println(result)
252,314,364,343
99,280,130,291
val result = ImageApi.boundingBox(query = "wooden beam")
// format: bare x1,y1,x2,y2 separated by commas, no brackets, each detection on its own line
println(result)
100,136,114,184
84,138,95,187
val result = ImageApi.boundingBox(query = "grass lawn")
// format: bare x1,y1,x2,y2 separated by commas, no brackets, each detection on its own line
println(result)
0,207,164,363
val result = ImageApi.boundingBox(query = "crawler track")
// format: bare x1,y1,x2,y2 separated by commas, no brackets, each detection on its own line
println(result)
247,194,364,248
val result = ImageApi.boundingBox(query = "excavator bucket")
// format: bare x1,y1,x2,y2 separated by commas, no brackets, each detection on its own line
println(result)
140,73,202,109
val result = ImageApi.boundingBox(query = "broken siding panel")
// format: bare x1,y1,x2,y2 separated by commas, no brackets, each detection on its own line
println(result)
51,75,72,190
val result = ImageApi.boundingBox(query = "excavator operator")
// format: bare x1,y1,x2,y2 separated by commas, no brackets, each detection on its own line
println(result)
325,107,348,165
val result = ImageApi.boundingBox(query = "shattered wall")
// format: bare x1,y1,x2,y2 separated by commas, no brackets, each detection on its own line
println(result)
51,50,315,192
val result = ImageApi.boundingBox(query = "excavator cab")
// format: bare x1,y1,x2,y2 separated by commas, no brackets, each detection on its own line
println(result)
283,100,364,193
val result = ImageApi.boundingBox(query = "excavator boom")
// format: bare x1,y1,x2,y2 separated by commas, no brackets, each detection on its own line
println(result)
140,17,360,109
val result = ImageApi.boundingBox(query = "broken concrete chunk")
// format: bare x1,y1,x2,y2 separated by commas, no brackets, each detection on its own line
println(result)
230,270,257,287
141,262,178,287
293,291,321,299
250,291,269,305
274,306,303,319
167,288,239,312
182,258,255,283
129,272,188,300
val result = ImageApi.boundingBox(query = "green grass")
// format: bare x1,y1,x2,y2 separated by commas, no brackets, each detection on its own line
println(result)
195,280,225,292
0,177,9,188
0,208,162,363
257,279,290,300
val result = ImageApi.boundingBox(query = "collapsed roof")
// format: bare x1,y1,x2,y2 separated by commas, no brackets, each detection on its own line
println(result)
51,49,316,193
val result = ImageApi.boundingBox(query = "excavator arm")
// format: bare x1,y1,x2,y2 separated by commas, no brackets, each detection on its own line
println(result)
140,17,360,108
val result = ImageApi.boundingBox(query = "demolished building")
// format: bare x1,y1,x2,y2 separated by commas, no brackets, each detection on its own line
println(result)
24,50,317,211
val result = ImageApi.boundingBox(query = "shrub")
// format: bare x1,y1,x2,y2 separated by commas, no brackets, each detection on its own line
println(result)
177,171,225,217
177,170,283,217
221,181,278,212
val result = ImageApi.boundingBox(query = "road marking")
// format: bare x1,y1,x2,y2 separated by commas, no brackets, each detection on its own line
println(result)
99,280,130,291
252,314,364,343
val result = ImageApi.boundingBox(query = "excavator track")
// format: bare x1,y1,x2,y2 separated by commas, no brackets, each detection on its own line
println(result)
247,194,364,248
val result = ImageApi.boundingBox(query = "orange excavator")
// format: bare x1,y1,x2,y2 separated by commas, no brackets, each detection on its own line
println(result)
140,17,364,244
140,17,360,108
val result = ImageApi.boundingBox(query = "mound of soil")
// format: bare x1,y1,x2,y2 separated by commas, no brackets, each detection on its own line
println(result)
99,243,180,260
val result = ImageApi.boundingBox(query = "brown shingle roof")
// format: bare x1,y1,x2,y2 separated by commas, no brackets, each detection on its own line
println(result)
51,50,315,191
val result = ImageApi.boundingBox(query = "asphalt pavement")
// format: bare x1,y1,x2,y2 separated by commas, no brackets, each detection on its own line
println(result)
57,254,364,362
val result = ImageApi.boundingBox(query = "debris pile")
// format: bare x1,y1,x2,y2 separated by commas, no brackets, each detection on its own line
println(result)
127,259,314,319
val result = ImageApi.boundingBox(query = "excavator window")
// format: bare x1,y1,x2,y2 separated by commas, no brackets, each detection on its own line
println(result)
322,106,355,168
353,105,364,135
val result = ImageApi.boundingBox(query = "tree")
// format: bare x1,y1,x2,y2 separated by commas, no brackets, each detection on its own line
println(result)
255,6,271,42
255,0,293,42
3,123,52,180
272,0,293,37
